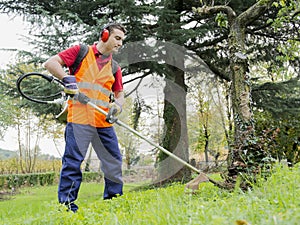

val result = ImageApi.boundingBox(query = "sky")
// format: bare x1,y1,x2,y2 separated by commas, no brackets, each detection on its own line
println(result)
0,14,27,48
0,14,32,68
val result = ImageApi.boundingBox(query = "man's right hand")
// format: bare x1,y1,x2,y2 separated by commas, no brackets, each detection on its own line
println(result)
62,75,78,96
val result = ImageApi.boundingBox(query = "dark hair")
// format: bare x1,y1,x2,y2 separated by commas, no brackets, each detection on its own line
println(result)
104,23,127,34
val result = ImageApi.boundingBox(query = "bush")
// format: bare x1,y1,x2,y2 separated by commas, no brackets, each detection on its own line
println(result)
82,172,102,182
0,171,102,190
0,172,56,189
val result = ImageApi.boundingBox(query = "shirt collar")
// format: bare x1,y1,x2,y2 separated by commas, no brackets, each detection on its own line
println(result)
92,43,112,62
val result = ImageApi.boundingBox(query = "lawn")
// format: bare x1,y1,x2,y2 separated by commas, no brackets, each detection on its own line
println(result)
0,164,299,225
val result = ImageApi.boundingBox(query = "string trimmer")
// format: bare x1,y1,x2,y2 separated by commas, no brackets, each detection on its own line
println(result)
77,92,221,189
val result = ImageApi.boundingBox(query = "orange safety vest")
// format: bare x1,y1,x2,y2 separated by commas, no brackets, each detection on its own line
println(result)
67,46,115,127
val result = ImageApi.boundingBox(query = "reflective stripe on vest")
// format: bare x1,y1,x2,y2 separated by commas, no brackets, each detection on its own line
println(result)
77,82,111,97
71,98,109,108
67,46,115,127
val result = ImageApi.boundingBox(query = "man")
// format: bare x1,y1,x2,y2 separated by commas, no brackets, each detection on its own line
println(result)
44,23,126,212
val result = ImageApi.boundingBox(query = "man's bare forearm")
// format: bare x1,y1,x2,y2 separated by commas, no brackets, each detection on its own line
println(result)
114,91,125,106
44,55,68,80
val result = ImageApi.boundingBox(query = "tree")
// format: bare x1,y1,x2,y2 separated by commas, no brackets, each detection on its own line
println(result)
190,86,212,163
0,89,15,138
153,0,191,183
192,0,300,187
116,96,141,170
192,0,276,187
187,70,229,167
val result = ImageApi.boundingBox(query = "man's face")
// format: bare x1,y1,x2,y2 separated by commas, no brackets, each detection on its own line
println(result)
105,28,125,53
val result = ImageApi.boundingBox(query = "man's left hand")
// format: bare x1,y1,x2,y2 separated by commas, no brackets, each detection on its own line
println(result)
106,102,122,123
108,102,122,116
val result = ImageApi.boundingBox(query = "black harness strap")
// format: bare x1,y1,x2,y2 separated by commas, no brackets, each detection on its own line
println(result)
69,44,89,75
70,44,119,76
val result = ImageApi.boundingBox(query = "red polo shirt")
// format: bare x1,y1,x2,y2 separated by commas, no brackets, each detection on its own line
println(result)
58,44,123,92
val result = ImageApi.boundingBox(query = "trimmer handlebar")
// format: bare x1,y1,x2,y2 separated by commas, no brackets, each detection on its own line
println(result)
74,93,118,124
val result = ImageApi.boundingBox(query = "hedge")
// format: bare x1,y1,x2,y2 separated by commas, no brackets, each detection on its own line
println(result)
82,171,103,183
0,172,102,189
0,172,56,189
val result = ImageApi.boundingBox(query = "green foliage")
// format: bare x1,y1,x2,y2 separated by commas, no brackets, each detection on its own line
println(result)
0,67,22,134
82,172,102,183
0,165,299,224
115,96,141,169
159,100,179,162
252,79,300,117
0,158,62,174
131,96,143,130
0,172,56,189
255,111,300,166
0,94,15,135
215,12,228,28
0,171,102,189
187,77,228,158
0,62,64,122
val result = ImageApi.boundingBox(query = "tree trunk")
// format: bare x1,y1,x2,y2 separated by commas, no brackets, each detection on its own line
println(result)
227,18,255,184
157,65,191,183
204,137,209,165
155,0,191,184
203,113,210,165
17,118,23,174
125,142,132,170
84,145,93,172
225,0,276,188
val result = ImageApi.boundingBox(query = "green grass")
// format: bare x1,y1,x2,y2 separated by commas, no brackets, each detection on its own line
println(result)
0,164,299,225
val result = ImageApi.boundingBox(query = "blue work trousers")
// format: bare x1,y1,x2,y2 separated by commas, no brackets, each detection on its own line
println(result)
58,123,123,211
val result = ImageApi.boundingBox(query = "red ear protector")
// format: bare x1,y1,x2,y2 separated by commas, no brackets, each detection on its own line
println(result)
101,28,110,42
